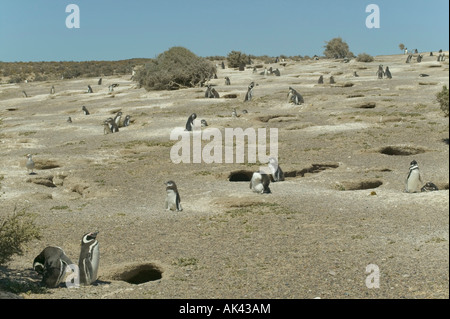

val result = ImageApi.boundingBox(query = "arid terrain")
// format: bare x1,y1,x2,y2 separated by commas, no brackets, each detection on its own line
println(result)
0,52,448,299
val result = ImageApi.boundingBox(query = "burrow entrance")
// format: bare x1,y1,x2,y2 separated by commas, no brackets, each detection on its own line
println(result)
228,164,339,181
115,263,163,285
338,180,383,191
378,146,426,156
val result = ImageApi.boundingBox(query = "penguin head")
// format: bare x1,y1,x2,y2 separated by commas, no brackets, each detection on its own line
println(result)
410,160,418,167
81,231,99,245
191,113,197,120
165,180,179,192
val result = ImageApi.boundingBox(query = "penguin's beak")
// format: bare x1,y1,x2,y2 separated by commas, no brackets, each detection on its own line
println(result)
89,231,99,239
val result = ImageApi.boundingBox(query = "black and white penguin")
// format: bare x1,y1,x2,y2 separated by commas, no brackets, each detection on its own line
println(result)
376,65,384,79
82,105,90,115
318,75,324,84
201,119,208,127
232,108,238,118
244,82,255,102
421,182,439,192
329,75,335,84
165,181,182,211
225,76,231,86
98,77,102,85
122,115,131,127
384,66,392,79
87,85,93,93
67,116,72,123
288,87,304,105
405,160,423,193
50,86,55,94
78,231,100,286
268,157,285,182
185,113,197,131
114,111,122,127
105,117,119,133
33,246,73,288
250,171,272,194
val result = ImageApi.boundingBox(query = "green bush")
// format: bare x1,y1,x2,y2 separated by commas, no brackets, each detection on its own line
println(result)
0,208,41,266
323,37,354,59
226,51,249,68
436,85,449,116
134,47,216,90
356,53,374,62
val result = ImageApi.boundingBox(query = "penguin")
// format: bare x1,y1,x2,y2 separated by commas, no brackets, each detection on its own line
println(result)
25,154,35,175
405,160,423,193
22,90,28,98
232,108,238,118
67,116,72,123
376,65,384,79
384,66,392,79
82,105,90,115
50,86,55,94
419,74,430,77
33,246,73,288
165,180,183,211
318,75,324,84
78,231,100,286
242,109,248,114
250,171,271,194
122,115,131,127
105,117,119,133
114,111,122,127
185,113,197,131
329,76,335,84
353,71,359,77
201,119,208,127
103,120,112,135
417,54,423,63
108,85,114,92
87,85,93,93
268,157,285,182
225,76,231,86
205,85,218,98
221,61,225,69
273,68,281,76
421,182,439,192
98,77,102,85
244,82,255,102
288,87,304,105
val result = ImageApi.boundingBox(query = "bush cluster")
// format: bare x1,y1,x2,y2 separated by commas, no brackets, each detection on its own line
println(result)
323,37,354,59
356,53,374,62
134,47,217,90
0,208,41,265
436,85,449,116
226,51,249,68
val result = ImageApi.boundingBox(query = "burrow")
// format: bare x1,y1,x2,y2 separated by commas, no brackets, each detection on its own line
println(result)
337,180,383,191
109,263,164,285
228,163,339,182
378,145,427,156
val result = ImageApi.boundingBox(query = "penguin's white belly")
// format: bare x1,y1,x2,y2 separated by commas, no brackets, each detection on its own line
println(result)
406,170,421,193
166,190,178,210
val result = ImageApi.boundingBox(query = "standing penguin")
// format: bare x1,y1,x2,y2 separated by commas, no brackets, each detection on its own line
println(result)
50,86,55,94
82,105,90,115
33,246,73,288
165,181,183,211
250,171,272,194
384,66,392,79
376,65,385,79
268,157,285,182
122,115,131,127
244,82,255,102
185,113,197,131
78,231,100,286
114,111,122,128
318,75,324,84
405,160,423,193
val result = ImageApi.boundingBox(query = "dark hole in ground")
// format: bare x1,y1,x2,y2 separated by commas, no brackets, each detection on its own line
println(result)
229,170,254,182
284,164,339,178
379,146,426,156
222,94,238,99
118,264,163,285
339,180,383,191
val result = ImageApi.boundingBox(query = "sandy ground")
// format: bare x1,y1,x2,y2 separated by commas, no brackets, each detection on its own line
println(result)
0,53,448,299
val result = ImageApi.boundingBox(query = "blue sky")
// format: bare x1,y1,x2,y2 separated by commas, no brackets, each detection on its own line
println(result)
0,0,448,62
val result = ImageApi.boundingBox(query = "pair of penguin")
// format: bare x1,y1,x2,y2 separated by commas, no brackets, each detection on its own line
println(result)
405,160,439,193
185,113,208,131
250,157,285,194
33,232,100,288
288,87,304,105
